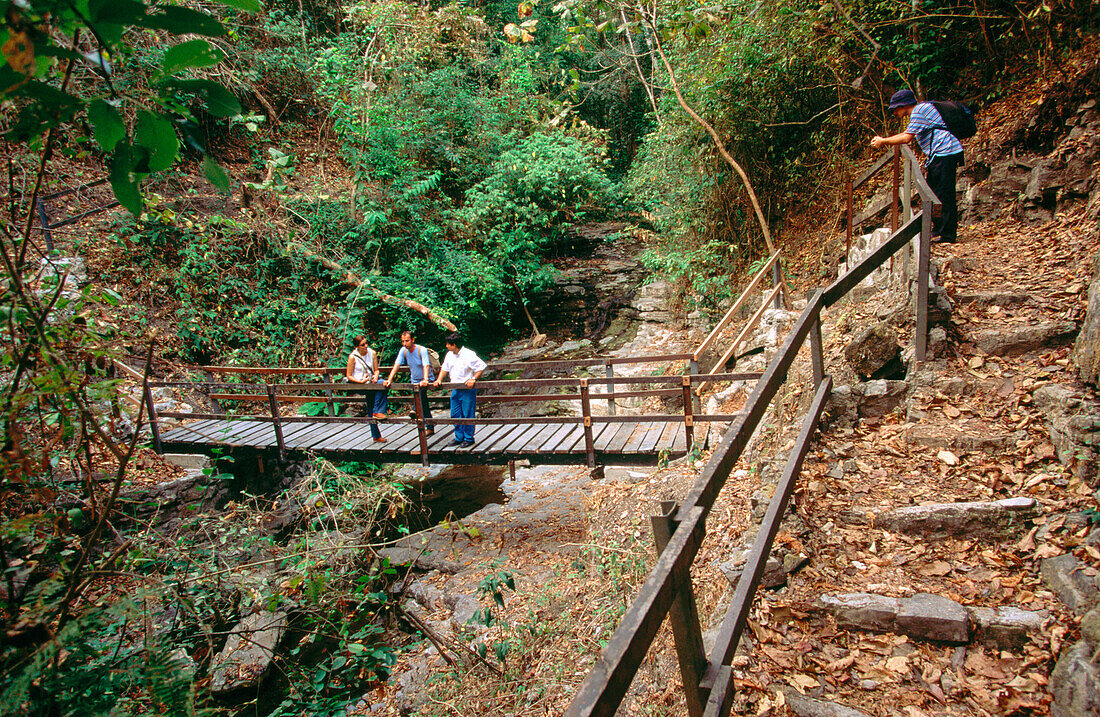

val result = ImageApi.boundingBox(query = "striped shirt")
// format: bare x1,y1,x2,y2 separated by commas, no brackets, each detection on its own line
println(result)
905,102,964,160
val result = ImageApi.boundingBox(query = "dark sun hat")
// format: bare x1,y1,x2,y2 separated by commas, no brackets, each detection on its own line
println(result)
888,89,918,110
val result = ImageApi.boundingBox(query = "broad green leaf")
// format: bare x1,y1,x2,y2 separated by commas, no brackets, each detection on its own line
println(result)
2,81,80,140
135,6,226,36
87,99,125,151
163,39,221,75
134,111,178,171
203,155,230,193
109,144,142,215
168,78,241,116
88,0,146,25
210,0,262,11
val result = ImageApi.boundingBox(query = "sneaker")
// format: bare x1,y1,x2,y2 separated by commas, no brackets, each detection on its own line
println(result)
425,429,435,436
449,439,465,446
372,413,387,420
462,439,475,446
931,235,956,244
373,437,388,443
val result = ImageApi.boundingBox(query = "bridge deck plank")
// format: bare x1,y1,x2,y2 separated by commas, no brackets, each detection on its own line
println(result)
538,423,577,454
159,417,688,464
605,422,638,454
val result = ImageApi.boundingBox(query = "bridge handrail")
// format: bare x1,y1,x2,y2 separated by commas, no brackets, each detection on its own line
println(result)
566,174,933,715
192,353,697,377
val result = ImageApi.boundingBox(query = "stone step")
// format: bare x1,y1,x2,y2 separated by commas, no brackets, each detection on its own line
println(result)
872,497,1040,538
1041,553,1100,615
954,290,1032,308
905,421,1019,454
972,320,1077,356
817,592,1048,649
161,453,211,471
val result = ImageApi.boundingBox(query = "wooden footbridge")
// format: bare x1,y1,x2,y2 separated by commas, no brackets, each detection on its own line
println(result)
149,354,763,467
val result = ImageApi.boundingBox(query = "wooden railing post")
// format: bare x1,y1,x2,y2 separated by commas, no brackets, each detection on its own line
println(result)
204,370,224,415
807,290,825,387
771,262,782,309
652,500,707,717
604,361,616,416
915,197,932,361
688,359,701,414
891,146,901,232
681,376,694,451
321,373,336,416
902,157,913,224
266,383,285,460
845,174,853,260
142,384,162,453
413,387,430,466
580,378,595,468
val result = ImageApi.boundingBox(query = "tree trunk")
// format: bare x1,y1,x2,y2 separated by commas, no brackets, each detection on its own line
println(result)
287,241,458,332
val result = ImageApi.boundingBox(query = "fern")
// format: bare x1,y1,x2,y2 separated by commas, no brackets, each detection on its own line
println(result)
400,171,441,202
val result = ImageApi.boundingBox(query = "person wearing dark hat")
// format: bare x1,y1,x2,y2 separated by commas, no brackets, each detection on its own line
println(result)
871,89,965,244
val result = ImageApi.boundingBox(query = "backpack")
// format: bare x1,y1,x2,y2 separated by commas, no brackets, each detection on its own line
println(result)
930,100,977,140
418,345,441,373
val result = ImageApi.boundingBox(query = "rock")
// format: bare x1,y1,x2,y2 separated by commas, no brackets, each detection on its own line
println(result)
858,380,908,418
1042,553,1100,614
1075,250,1100,386
1033,383,1100,485
905,422,1014,454
954,290,1031,307
844,323,902,380
451,594,483,633
874,497,1040,538
1081,607,1100,650
210,610,288,697
968,606,1048,650
161,453,211,471
896,593,969,643
973,321,1078,356
1050,640,1100,717
817,593,900,632
781,689,871,717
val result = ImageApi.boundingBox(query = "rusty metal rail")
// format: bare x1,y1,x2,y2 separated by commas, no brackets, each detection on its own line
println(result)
566,148,937,715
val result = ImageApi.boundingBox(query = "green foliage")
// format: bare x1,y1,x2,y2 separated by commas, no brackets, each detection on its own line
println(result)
2,0,255,212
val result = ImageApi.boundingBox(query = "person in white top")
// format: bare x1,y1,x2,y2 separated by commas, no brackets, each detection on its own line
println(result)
345,335,388,442
432,333,487,445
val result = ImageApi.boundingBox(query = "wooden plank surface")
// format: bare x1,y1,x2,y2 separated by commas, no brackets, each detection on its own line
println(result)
538,423,577,454
605,422,638,454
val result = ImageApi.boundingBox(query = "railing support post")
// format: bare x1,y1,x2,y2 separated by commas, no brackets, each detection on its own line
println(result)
580,379,595,468
143,384,162,454
604,361,616,417
845,174,853,260
321,373,336,416
266,384,285,460
413,387,430,467
808,293,825,388
915,198,932,361
681,376,694,451
652,500,707,717
688,359,701,414
902,157,913,224
891,146,900,233
204,370,224,415
771,262,782,309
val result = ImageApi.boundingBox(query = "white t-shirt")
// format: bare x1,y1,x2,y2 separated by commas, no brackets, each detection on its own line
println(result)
441,346,486,384
350,348,375,382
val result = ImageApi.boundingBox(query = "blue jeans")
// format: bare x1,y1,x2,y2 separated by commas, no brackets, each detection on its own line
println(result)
450,388,477,442
371,379,389,415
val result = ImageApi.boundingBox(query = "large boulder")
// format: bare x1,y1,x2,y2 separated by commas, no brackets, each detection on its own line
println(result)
844,323,902,380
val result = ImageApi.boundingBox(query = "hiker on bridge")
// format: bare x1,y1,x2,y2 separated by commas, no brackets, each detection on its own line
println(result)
345,335,388,443
433,333,486,446
870,89,966,244
383,329,436,435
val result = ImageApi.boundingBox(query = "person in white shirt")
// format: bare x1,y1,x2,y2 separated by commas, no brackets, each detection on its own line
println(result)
433,333,486,445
